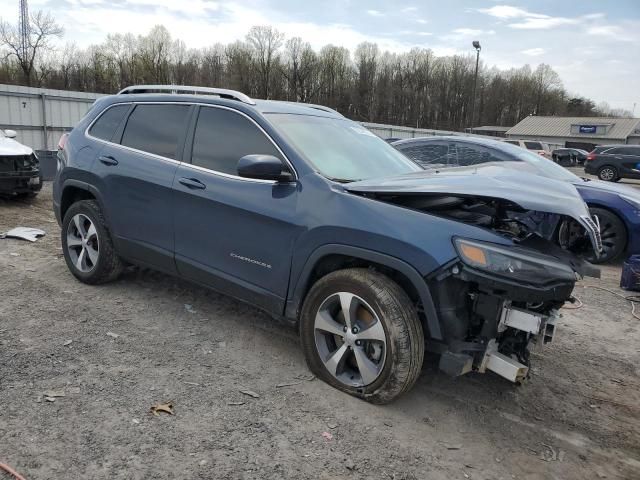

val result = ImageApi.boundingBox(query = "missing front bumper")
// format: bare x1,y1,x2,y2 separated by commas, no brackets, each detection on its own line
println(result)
438,304,560,383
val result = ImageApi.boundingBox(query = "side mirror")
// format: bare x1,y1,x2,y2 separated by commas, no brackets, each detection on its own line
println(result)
4,129,17,139
237,154,293,182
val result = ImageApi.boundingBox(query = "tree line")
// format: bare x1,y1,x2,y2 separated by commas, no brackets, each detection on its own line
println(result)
0,16,632,131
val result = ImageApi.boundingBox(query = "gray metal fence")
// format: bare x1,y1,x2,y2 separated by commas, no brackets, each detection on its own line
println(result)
0,84,103,151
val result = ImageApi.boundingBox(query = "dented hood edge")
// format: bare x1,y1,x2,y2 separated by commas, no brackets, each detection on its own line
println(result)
345,164,603,255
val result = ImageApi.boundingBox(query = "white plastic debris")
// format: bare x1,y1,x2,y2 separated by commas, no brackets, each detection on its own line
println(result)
0,227,46,242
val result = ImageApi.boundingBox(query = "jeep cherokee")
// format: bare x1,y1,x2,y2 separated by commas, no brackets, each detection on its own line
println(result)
53,85,601,403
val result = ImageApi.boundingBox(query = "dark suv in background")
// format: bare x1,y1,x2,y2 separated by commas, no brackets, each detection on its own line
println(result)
585,145,640,182
54,85,600,403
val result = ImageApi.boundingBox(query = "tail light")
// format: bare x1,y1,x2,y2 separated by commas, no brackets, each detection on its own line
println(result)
57,133,69,150
586,153,595,162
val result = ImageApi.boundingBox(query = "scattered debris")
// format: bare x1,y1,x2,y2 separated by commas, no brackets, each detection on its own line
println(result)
44,396,56,402
0,227,46,242
150,401,174,416
322,431,333,441
294,374,316,381
184,304,196,314
276,381,302,388
344,458,355,470
383,421,393,427
444,444,463,450
9,252,20,257
43,390,65,398
327,423,338,429
541,443,557,462
184,381,200,386
106,332,119,339
132,419,140,424
558,450,566,462
239,390,260,398
227,401,245,406
63,339,73,346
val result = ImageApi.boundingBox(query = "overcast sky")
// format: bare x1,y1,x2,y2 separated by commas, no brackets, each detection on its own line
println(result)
1,0,638,112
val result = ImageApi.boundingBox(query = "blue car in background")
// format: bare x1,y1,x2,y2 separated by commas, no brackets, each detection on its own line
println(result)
392,136,640,263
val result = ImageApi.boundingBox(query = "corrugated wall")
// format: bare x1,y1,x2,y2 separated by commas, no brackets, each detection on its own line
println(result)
0,84,103,150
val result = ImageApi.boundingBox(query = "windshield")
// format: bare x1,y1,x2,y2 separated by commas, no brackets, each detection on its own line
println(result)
266,114,421,181
498,142,580,182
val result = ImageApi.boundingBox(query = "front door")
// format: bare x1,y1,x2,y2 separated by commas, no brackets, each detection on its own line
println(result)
172,105,301,314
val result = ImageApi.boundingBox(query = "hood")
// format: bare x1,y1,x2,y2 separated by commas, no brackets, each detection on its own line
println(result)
345,164,602,253
0,134,33,156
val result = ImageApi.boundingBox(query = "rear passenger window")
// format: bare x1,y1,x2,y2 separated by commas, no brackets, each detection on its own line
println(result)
121,104,190,159
524,141,543,150
191,107,282,175
89,104,129,141
450,144,504,166
397,143,449,167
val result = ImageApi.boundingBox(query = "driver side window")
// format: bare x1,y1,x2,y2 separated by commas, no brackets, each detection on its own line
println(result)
191,107,283,175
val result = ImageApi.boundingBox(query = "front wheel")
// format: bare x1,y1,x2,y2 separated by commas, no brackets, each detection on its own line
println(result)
300,268,424,404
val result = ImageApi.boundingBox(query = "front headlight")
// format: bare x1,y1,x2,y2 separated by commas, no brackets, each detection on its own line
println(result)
454,238,577,284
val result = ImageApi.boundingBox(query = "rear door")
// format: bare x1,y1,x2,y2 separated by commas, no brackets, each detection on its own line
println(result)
172,105,300,314
91,102,193,273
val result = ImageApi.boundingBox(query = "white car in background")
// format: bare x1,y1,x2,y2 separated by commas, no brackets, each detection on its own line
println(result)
502,139,552,159
0,129,42,198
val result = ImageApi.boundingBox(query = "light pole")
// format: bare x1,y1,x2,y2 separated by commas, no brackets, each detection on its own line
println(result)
471,40,481,131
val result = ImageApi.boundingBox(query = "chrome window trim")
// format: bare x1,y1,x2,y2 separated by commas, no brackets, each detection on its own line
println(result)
84,101,298,184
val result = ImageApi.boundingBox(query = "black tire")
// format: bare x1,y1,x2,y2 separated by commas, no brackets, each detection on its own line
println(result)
589,207,627,263
61,200,123,284
300,268,424,404
598,165,618,182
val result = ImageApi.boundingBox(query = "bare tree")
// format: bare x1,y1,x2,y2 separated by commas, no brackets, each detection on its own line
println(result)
0,10,62,85
246,25,284,98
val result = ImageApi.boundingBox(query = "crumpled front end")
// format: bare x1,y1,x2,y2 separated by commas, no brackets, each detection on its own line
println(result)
428,236,590,383
0,153,42,195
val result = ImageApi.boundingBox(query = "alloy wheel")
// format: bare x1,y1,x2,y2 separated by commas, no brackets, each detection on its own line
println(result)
314,292,387,387
66,213,100,273
599,167,615,181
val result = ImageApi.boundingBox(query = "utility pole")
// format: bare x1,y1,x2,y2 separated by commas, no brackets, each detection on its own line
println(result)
19,0,29,63
471,40,481,131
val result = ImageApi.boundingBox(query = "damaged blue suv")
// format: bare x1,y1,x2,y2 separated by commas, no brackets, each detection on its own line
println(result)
54,85,601,403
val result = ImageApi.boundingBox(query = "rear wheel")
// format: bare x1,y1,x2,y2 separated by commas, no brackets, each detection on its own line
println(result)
598,165,618,182
61,200,123,284
300,268,424,404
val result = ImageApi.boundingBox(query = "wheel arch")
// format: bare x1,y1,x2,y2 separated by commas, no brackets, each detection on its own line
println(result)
587,203,629,251
287,244,442,340
60,180,108,224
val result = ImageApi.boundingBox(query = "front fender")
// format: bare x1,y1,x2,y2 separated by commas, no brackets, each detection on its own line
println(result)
286,243,443,340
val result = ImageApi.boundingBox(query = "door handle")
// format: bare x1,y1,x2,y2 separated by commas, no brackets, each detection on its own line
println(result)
98,155,118,166
178,177,206,190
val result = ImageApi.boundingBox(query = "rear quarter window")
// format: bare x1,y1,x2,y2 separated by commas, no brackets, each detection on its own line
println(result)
504,140,519,146
88,104,130,141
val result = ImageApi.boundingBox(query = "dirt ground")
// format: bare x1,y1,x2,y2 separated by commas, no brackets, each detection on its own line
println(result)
1,184,639,480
